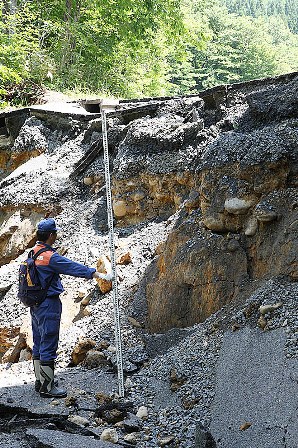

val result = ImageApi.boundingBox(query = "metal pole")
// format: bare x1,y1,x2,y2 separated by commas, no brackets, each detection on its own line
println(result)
101,107,124,398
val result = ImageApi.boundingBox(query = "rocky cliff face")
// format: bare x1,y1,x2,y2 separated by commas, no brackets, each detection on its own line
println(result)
0,73,297,448
112,74,298,332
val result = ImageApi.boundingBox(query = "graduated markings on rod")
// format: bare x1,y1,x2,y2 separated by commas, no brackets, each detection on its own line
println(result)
101,106,125,398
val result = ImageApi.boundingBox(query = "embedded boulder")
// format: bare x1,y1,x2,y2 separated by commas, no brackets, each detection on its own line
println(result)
0,208,45,266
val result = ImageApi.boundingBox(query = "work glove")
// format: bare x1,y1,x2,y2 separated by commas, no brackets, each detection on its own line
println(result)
93,271,114,281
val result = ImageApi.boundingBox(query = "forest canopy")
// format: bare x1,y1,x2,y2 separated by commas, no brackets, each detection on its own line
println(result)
0,0,297,106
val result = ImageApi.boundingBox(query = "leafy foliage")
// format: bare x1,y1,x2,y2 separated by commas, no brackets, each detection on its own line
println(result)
0,0,297,107
223,0,298,33
1,80,45,107
169,0,298,93
0,0,52,107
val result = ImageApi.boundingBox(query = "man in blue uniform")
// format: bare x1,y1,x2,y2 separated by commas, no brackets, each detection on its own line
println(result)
31,218,112,398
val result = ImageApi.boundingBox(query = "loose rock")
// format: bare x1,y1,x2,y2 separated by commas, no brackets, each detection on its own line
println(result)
100,428,119,444
136,406,148,420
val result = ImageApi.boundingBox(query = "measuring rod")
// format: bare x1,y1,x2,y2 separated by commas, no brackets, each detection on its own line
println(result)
100,99,124,398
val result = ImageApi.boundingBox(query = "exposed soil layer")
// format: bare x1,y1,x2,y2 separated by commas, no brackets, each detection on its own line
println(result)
0,72,297,447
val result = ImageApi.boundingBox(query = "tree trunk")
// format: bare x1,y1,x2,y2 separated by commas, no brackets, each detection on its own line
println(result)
60,0,80,69
1,0,17,34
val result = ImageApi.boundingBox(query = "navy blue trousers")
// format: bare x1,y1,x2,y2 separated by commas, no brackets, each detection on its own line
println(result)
30,296,62,361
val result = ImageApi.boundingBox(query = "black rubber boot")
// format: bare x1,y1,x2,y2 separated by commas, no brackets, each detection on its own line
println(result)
39,361,67,398
33,358,41,392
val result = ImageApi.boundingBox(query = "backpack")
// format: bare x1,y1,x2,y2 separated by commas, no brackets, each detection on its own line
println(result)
18,248,54,307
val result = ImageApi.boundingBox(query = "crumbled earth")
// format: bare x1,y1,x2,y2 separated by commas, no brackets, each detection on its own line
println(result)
0,72,297,447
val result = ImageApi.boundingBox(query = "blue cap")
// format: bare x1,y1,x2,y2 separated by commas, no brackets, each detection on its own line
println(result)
37,218,61,232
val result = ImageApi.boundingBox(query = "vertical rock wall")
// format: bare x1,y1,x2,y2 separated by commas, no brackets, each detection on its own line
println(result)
122,75,298,332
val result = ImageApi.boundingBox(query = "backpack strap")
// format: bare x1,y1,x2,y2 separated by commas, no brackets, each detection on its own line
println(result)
30,247,56,295
31,247,54,260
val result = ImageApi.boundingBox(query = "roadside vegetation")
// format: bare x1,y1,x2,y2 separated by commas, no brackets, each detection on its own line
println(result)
0,0,297,108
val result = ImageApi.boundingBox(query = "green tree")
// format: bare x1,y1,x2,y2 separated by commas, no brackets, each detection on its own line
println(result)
1,0,298,107
223,0,298,33
31,0,193,96
194,12,278,88
0,1,51,93
168,1,298,92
